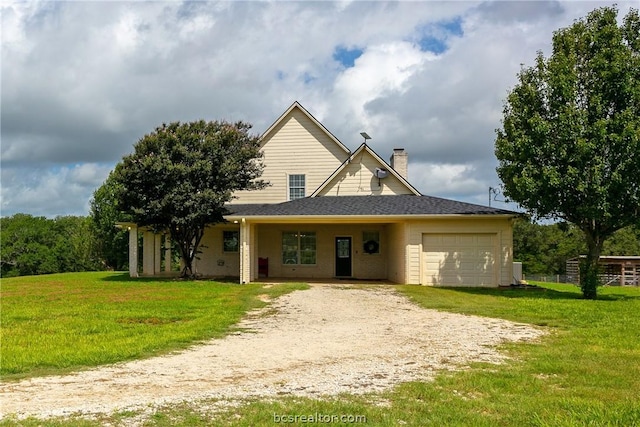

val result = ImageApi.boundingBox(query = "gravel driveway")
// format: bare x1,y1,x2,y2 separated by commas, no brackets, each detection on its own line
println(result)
0,283,544,420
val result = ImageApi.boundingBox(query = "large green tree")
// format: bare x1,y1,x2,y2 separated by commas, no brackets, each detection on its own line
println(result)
495,6,640,299
112,120,265,277
0,214,101,276
90,172,130,271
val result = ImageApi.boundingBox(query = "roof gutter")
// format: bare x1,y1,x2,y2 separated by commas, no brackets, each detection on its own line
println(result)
223,213,518,223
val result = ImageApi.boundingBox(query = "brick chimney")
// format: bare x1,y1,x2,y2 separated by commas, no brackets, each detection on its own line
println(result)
390,148,408,180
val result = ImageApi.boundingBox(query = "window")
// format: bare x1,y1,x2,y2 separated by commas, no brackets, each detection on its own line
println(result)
299,232,316,264
282,232,298,264
289,174,305,200
282,231,316,264
363,231,380,254
223,231,239,253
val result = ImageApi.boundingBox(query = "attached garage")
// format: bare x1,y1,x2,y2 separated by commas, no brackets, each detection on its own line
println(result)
422,233,498,286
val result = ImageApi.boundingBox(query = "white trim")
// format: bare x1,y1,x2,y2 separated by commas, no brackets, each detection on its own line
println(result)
287,173,306,201
225,214,517,223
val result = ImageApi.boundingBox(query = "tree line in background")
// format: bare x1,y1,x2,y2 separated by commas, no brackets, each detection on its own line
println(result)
513,220,640,275
0,213,127,277
1,212,638,278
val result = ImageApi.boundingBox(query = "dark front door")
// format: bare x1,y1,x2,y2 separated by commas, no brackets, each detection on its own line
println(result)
335,237,352,277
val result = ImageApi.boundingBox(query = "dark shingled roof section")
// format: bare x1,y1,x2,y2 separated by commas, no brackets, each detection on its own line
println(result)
226,195,517,217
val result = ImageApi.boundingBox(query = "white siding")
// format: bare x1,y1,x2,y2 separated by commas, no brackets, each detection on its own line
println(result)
387,222,408,283
193,225,241,278
501,226,514,285
404,218,513,286
317,149,415,196
232,108,349,204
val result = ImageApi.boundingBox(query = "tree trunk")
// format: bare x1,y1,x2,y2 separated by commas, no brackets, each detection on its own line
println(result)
179,247,194,278
580,230,604,299
172,236,192,278
170,225,205,279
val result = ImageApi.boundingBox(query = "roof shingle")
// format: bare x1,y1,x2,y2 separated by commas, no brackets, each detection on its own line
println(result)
226,195,517,217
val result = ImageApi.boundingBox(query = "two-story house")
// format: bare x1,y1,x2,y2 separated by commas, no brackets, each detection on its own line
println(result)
123,102,516,286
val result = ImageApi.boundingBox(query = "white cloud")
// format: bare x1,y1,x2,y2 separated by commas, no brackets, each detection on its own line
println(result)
69,163,112,187
1,0,636,217
411,162,484,198
1,164,111,217
331,42,432,132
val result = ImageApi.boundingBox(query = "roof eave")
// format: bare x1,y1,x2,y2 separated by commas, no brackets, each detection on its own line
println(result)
224,213,517,223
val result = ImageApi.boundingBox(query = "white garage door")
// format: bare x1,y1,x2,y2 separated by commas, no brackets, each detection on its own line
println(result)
422,234,497,286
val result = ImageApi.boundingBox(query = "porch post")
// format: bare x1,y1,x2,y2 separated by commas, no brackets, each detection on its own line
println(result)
240,218,250,284
164,234,172,273
250,223,257,282
142,231,155,276
154,233,162,274
128,225,139,278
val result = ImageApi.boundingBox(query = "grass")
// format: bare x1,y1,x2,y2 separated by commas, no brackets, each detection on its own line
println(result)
2,280,640,426
0,272,307,379
389,283,640,426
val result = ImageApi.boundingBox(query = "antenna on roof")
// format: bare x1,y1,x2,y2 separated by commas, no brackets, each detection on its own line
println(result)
489,186,509,207
360,132,371,144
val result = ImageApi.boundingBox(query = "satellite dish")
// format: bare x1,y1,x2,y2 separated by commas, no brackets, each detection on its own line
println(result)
375,168,388,179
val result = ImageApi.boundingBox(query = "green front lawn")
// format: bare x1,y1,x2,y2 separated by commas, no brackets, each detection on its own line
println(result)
2,278,639,426
389,283,640,426
0,272,307,379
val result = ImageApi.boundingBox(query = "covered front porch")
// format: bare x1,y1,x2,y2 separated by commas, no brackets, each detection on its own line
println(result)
122,219,407,283
245,221,399,283
203,219,408,284
117,223,178,278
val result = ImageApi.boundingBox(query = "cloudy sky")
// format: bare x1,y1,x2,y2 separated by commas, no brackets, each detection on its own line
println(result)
2,0,635,217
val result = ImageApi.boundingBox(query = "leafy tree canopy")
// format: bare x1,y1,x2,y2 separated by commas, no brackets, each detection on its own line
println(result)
90,172,130,271
0,214,101,277
496,6,640,298
513,220,640,276
111,120,265,277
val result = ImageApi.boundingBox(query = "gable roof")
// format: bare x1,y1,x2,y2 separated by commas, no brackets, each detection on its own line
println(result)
226,195,517,218
311,143,421,197
261,101,351,154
